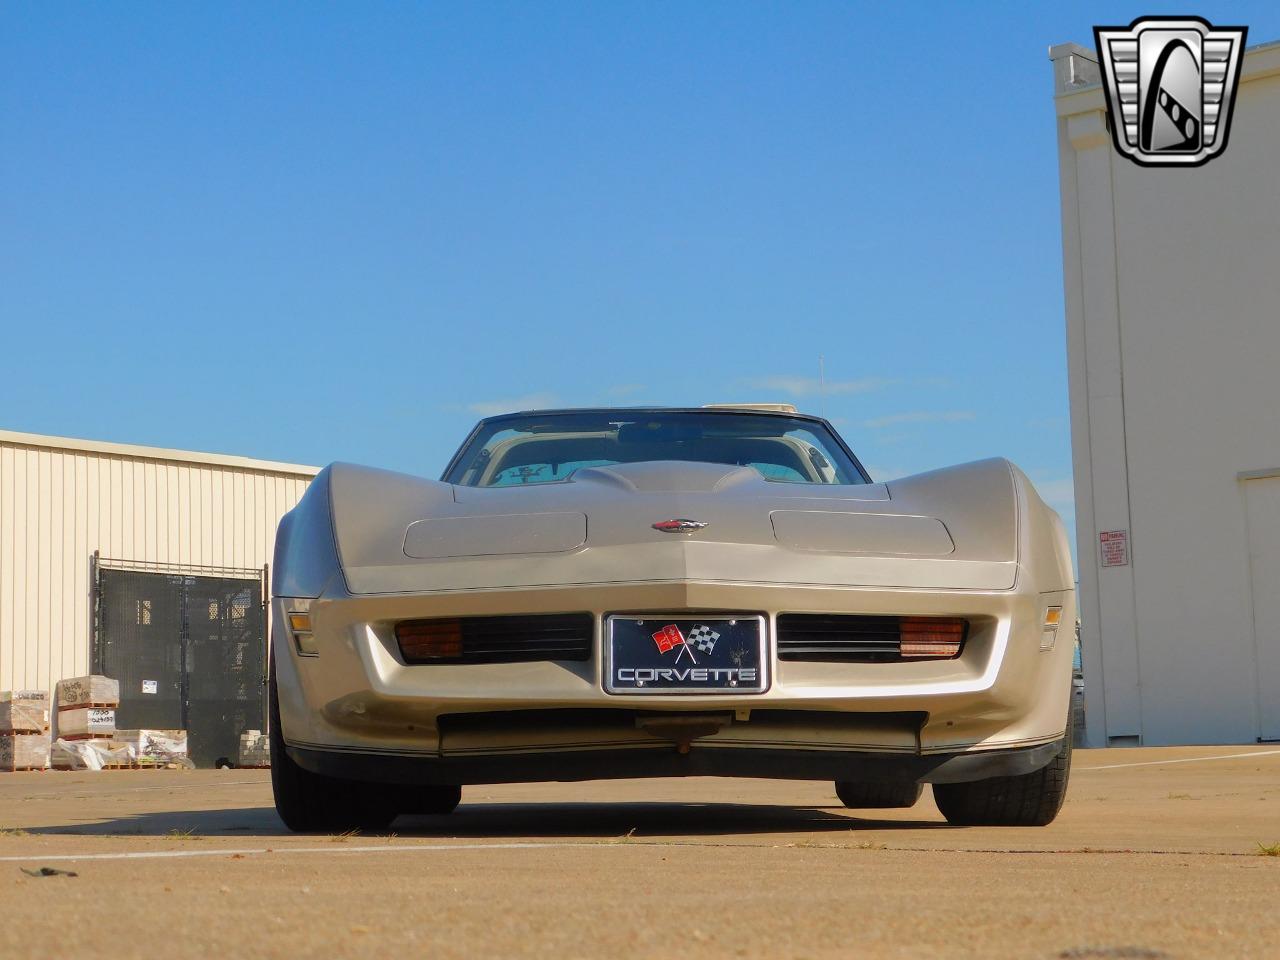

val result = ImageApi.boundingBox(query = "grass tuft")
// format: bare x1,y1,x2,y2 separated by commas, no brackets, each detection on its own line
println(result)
609,827,639,844
1255,841,1280,857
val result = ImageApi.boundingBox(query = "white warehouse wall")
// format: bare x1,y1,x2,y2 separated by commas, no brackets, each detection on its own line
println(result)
1052,41,1280,746
0,430,317,695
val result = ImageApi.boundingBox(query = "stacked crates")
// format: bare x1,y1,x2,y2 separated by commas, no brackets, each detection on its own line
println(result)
52,676,120,769
237,729,271,768
113,729,189,765
0,691,51,771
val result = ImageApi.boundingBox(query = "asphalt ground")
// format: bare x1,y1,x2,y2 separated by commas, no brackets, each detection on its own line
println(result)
1,746,1278,959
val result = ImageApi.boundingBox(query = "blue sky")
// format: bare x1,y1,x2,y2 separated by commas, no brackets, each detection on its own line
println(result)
4,2,1279,550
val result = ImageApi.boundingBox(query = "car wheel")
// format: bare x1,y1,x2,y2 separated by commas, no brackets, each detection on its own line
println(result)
834,781,923,809
269,661,397,834
932,715,1073,827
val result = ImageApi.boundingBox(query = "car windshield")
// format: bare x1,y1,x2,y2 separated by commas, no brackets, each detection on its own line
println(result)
444,410,869,487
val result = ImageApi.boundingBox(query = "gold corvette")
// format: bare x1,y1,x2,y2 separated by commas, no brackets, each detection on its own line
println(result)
270,406,1076,831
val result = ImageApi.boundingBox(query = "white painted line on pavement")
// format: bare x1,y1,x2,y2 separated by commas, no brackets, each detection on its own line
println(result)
1077,748,1280,771
0,841,605,864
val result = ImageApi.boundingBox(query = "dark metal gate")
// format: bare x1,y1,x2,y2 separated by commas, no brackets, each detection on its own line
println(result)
92,557,268,768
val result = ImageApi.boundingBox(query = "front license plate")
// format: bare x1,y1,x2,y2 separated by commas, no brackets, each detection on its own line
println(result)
605,615,768,694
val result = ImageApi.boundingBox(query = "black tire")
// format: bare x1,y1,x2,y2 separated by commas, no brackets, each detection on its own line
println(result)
933,717,1073,827
269,660,398,834
834,780,923,809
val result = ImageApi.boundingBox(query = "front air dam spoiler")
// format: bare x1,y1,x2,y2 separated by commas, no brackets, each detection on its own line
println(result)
287,737,1064,787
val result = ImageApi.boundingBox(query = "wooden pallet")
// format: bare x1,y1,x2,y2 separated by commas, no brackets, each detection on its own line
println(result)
0,765,50,772
100,762,175,770
50,761,178,771
0,729,48,737
58,733,118,742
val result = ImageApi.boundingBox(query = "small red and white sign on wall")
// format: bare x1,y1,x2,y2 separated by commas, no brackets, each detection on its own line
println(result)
1100,529,1129,567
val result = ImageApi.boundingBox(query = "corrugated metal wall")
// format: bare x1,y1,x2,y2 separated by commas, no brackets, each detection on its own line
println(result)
0,435,315,694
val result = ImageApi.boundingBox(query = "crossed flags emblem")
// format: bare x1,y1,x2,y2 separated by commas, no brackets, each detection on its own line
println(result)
650,623,720,664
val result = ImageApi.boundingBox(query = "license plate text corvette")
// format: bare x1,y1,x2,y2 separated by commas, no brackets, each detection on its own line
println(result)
605,615,768,694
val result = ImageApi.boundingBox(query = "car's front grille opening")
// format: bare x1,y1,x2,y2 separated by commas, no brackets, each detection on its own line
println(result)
396,613,593,665
776,614,968,662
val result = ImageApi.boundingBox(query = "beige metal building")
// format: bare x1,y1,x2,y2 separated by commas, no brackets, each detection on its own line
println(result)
1051,38,1280,746
0,429,316,764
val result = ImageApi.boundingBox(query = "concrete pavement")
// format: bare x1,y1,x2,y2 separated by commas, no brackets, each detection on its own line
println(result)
1,745,1278,959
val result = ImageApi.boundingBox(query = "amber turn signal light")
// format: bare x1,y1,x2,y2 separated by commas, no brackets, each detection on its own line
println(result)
396,619,464,660
1041,606,1063,651
286,611,318,656
899,617,966,658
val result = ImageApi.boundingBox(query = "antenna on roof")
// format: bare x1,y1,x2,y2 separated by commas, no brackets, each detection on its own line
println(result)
818,355,826,417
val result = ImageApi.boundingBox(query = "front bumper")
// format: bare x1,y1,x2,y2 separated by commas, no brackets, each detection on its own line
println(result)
273,577,1075,782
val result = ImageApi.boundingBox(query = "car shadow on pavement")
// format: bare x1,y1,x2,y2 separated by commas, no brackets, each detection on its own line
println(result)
16,801,950,839
396,801,952,837
16,806,294,837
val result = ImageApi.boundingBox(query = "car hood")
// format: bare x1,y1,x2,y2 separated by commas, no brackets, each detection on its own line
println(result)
315,458,1023,595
